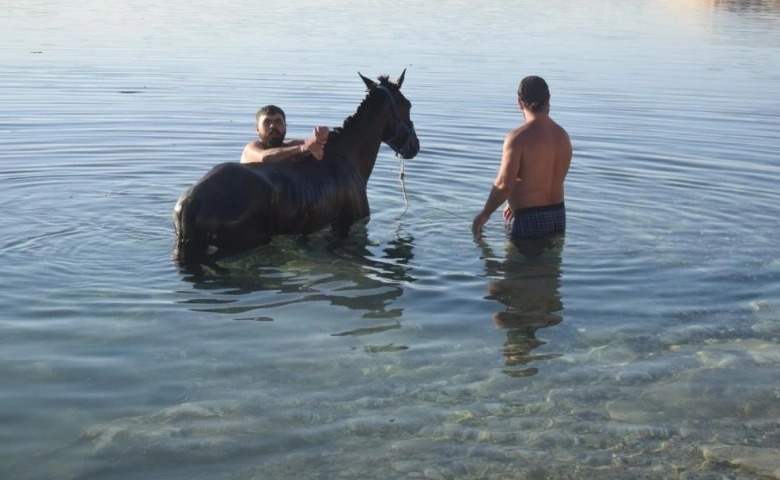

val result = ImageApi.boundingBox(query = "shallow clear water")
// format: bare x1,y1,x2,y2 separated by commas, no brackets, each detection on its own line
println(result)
2,1,780,478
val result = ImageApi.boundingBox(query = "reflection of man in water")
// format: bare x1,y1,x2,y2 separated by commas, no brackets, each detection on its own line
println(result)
480,240,564,377
472,76,572,256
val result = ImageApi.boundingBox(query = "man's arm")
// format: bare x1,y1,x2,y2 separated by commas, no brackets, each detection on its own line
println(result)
240,141,308,164
240,127,329,164
472,133,522,234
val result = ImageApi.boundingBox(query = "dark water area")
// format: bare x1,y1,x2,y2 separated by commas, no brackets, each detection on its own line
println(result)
2,1,780,478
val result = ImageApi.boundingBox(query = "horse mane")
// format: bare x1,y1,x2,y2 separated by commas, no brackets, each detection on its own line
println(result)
327,75,394,145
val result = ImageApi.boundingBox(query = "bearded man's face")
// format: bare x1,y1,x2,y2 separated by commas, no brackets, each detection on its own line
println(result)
257,113,286,148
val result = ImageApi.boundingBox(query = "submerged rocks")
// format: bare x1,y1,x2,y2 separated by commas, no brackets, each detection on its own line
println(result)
701,445,780,479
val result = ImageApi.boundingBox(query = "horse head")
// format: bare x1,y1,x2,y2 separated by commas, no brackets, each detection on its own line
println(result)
359,69,420,160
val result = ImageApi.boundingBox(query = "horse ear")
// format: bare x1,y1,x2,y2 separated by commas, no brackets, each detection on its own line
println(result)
358,72,377,90
396,68,406,88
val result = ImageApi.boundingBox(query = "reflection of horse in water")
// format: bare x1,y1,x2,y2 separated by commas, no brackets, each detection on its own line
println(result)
178,227,416,335
479,238,565,377
172,70,419,265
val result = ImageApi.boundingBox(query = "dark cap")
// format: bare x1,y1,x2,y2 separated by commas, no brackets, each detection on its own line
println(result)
517,76,550,112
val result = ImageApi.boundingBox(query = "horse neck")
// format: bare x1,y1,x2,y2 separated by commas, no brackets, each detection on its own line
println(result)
338,95,388,181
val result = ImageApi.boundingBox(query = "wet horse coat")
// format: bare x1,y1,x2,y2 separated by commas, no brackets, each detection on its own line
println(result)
173,71,419,264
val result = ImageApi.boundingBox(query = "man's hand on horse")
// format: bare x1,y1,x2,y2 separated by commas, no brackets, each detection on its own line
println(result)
314,126,329,144
302,138,325,161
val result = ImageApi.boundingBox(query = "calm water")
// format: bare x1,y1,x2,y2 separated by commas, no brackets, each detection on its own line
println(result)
2,1,780,479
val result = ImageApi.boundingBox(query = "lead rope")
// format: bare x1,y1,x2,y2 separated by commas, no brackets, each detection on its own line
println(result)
397,158,409,219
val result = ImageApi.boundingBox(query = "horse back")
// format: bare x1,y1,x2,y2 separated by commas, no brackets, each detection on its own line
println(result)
173,157,370,263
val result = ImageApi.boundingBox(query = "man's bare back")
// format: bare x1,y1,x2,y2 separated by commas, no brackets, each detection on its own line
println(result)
505,115,571,212
472,76,572,243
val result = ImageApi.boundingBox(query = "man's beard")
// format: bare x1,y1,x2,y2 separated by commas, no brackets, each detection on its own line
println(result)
262,129,285,148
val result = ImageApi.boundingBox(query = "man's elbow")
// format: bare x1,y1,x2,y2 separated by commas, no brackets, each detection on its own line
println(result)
492,181,513,195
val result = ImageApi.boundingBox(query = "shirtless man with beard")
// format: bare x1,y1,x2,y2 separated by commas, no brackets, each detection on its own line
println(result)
240,105,329,164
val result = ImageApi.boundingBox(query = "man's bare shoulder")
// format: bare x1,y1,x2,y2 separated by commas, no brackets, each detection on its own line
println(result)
550,120,573,151
245,140,265,151
509,122,533,137
551,118,570,136
504,123,533,147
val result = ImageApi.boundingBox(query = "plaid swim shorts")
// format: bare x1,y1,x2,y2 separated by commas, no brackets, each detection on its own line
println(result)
511,202,566,240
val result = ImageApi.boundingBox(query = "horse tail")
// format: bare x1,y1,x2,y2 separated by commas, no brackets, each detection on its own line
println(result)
172,191,208,265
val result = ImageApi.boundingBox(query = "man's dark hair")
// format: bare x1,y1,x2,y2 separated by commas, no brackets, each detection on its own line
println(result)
517,76,550,112
256,105,286,124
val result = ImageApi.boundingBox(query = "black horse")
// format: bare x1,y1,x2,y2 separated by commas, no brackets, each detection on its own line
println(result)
173,70,420,265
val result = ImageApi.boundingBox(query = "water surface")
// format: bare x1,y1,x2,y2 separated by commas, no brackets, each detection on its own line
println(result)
2,1,780,478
